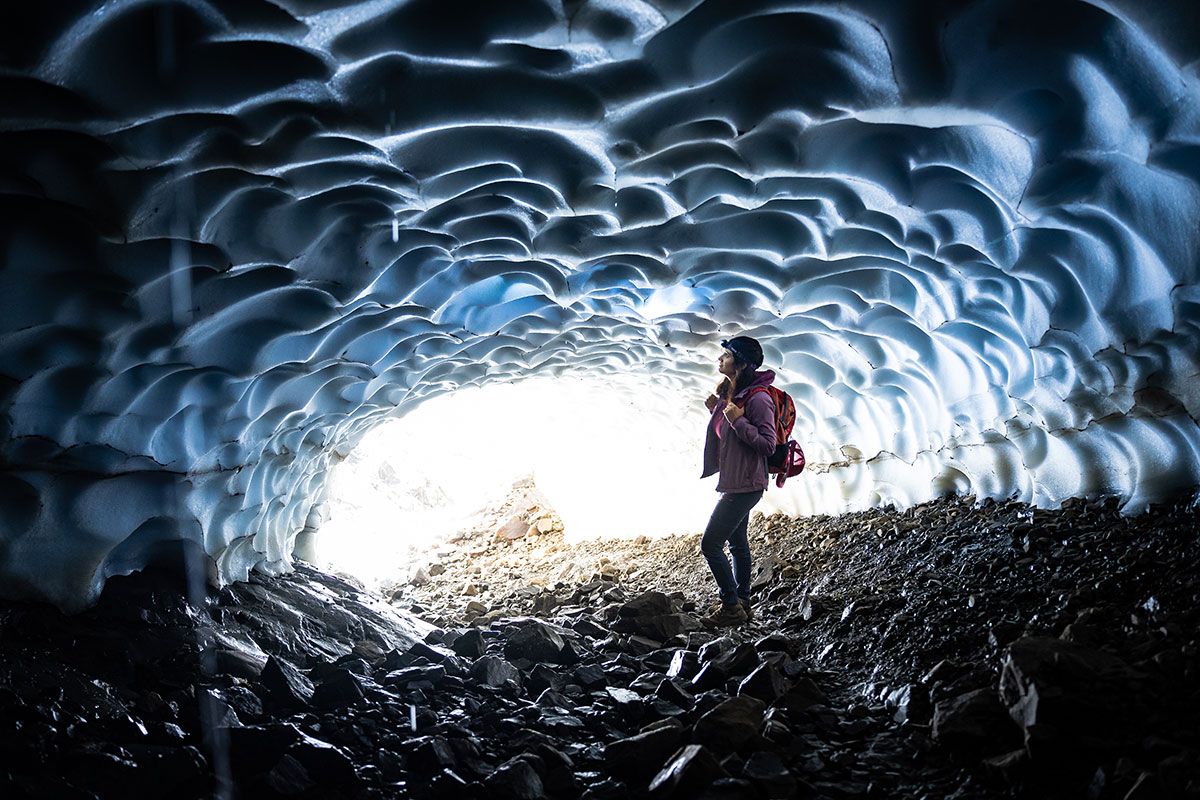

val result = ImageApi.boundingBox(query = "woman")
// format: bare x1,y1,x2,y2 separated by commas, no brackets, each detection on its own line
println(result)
700,336,777,627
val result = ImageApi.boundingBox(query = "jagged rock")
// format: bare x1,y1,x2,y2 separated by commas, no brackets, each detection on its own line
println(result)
490,756,544,800
535,688,572,708
198,688,242,728
649,745,727,798
526,663,563,697
288,735,358,790
702,777,760,799
313,667,366,708
264,753,314,794
753,633,795,656
1000,637,1147,758
742,751,797,798
408,640,459,665
451,628,486,659
656,678,695,709
667,650,701,681
409,736,458,774
738,663,787,704
713,643,760,679
690,661,728,692
932,687,1021,754
693,696,767,752
779,675,827,715
260,657,314,709
471,656,521,689
612,591,688,641
383,665,446,688
699,637,735,662
573,663,607,689
886,683,932,726
225,724,305,776
504,620,570,664
605,724,684,781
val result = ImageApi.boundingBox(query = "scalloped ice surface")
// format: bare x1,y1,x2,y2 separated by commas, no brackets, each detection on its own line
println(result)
2,0,1200,610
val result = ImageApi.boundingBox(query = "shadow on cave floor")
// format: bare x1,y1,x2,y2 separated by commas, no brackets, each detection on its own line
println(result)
1,492,1198,799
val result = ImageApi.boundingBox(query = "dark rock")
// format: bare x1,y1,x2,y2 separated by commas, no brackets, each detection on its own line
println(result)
313,667,366,708
649,745,727,798
753,633,796,656
198,688,242,728
605,724,684,781
452,628,486,659
384,664,446,688
287,734,358,789
606,686,643,709
742,751,797,798
701,777,760,799
225,724,304,775
690,661,728,693
667,650,701,681
777,676,825,714
265,753,314,795
1000,637,1147,758
260,656,314,708
699,637,735,663
886,683,932,726
471,655,521,689
526,663,563,697
693,695,767,752
618,591,673,619
932,687,1021,755
426,767,478,799
490,756,544,800
409,736,458,774
408,640,459,665
504,620,570,664
535,688,572,708
738,663,787,704
614,612,688,643
573,663,607,689
572,618,610,639
712,643,760,679
121,744,209,796
656,678,695,709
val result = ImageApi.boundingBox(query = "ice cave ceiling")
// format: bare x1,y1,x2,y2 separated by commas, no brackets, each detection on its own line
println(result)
2,0,1200,610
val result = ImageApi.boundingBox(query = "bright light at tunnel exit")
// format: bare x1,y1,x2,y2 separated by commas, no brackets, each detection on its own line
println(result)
315,375,722,588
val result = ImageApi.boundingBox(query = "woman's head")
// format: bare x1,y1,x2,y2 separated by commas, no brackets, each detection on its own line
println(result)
717,336,764,396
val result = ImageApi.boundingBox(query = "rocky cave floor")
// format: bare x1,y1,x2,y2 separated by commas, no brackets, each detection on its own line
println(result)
2,491,1199,799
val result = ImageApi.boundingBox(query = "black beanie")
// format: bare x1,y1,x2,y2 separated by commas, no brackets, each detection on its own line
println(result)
721,336,764,368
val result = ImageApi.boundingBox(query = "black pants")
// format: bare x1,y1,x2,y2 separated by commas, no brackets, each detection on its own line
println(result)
700,491,762,605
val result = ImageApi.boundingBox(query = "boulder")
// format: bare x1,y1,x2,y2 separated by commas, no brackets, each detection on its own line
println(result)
604,725,684,782
1000,637,1147,759
693,695,767,752
648,745,727,798
932,687,1021,755
471,656,521,689
260,657,314,709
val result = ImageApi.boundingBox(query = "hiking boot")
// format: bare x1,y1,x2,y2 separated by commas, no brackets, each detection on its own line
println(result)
739,597,754,622
704,602,747,628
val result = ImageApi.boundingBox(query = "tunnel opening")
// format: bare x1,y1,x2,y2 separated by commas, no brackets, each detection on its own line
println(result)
315,374,727,589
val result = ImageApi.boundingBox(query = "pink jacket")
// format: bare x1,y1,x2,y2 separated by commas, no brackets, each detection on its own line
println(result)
701,369,778,493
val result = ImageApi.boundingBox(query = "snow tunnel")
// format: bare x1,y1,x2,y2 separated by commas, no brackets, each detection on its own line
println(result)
2,0,1200,614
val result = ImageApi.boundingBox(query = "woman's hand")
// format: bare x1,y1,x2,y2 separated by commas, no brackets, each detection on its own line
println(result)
723,402,744,424
705,394,719,411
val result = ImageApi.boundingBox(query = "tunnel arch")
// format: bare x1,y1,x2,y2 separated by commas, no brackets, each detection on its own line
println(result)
2,0,1200,610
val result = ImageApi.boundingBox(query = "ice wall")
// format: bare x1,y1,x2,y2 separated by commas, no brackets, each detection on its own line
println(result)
2,0,1199,610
